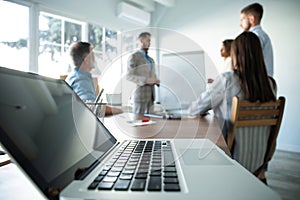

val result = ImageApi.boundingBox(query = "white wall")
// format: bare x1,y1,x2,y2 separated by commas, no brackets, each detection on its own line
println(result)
31,0,144,31
28,0,300,152
156,0,300,152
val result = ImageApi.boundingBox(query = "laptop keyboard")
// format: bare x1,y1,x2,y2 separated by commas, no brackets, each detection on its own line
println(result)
88,140,181,192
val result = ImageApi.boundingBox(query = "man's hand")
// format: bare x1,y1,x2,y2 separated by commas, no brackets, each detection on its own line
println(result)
146,78,160,85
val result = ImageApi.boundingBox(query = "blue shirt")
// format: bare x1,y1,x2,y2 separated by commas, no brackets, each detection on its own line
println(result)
250,25,274,77
65,67,96,102
139,50,152,72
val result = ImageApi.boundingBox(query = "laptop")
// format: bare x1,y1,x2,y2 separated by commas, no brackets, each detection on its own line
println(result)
0,67,280,200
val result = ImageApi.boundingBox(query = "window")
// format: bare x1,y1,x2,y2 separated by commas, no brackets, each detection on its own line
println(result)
88,24,103,53
99,29,121,95
0,1,29,72
105,28,118,62
88,24,104,75
99,31,141,105
38,12,84,78
1,1,135,106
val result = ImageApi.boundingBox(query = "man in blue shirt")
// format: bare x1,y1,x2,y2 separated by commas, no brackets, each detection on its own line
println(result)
66,42,97,102
240,3,274,77
66,42,123,116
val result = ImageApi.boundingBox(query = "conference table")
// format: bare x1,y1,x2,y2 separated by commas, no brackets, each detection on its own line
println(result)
0,112,282,200
103,112,231,156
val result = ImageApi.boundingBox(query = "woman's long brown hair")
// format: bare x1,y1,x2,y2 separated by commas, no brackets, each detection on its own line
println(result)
231,31,276,102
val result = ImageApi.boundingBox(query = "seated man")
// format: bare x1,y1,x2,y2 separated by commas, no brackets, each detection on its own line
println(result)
65,41,122,116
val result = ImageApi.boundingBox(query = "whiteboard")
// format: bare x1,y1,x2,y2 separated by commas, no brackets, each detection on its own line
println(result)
158,51,206,110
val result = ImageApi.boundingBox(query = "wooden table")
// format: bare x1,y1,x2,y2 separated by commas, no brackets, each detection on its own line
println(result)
104,113,230,156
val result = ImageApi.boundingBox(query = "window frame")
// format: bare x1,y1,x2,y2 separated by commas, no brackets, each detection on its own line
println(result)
38,11,87,77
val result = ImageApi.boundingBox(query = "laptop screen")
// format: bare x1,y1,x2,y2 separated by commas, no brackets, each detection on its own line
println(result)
0,67,116,194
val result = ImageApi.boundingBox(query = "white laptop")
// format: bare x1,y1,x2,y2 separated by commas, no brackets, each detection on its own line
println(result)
0,67,280,200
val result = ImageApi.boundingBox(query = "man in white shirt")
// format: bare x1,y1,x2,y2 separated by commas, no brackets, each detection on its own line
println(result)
240,3,274,77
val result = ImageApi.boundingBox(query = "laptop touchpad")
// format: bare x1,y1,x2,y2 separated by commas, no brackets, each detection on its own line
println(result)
180,149,233,166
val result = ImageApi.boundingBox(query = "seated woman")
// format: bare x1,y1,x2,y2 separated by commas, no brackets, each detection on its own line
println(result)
208,39,233,83
65,41,122,116
188,31,276,182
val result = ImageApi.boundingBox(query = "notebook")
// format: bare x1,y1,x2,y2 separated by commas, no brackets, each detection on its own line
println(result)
145,109,189,120
0,67,280,200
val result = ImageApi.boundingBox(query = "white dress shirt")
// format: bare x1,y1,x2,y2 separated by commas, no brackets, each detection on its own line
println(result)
250,25,274,77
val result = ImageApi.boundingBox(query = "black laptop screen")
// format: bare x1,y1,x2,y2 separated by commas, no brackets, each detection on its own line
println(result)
0,67,117,194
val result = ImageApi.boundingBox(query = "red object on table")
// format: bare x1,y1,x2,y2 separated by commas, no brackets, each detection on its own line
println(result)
141,118,150,122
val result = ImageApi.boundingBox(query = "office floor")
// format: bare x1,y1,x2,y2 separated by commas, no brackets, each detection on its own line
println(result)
267,150,300,200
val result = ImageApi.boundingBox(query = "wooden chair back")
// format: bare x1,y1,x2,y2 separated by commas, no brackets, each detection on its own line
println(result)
227,96,285,176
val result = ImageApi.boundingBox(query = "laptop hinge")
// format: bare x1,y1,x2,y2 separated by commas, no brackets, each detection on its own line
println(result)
75,142,121,180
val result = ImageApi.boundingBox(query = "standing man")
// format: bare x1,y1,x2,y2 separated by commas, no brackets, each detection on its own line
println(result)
240,3,274,77
127,32,160,114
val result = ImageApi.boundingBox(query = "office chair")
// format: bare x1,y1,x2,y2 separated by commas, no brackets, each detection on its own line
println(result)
227,96,285,177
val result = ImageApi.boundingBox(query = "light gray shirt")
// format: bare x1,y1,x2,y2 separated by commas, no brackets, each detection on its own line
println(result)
188,70,276,138
188,71,244,137
250,25,274,77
